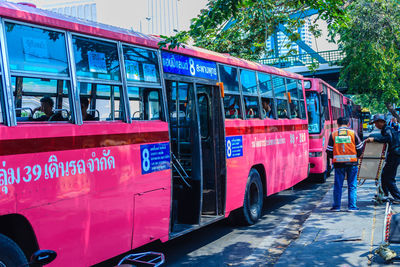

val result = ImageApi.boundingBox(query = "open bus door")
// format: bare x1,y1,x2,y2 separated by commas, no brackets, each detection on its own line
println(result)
165,78,226,237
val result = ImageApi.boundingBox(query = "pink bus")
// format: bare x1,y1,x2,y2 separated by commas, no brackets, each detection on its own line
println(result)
0,2,309,266
343,96,363,139
305,78,361,182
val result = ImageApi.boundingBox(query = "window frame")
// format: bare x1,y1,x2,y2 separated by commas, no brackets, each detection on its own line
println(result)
239,68,260,120
257,72,277,120
121,42,164,122
1,19,76,125
271,74,290,119
71,33,129,123
218,64,243,120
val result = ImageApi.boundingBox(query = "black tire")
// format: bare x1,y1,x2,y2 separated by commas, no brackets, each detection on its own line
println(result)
0,234,28,267
315,171,327,183
235,169,264,225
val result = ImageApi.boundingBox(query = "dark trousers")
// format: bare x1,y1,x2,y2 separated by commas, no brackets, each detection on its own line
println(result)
381,153,400,199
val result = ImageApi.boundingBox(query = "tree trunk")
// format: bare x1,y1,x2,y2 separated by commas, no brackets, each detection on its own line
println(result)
385,102,400,121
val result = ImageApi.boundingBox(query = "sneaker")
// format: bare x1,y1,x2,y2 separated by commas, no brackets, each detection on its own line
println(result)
330,207,340,212
348,208,359,212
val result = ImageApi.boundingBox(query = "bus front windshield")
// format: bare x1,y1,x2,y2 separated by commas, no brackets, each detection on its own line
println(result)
306,92,321,134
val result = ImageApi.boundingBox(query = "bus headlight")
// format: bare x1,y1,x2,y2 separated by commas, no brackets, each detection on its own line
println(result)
309,152,322,157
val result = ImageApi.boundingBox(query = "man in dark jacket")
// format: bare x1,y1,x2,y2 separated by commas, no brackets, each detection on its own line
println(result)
366,114,400,202
326,117,364,212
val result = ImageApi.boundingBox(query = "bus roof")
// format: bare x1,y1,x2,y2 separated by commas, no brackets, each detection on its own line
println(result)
0,1,303,80
304,78,342,95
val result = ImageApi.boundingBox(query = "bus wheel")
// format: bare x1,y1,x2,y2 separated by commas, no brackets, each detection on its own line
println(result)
240,169,264,225
315,171,327,183
0,234,28,267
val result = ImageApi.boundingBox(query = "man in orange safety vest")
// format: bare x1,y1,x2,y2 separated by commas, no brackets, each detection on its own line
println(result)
326,117,364,212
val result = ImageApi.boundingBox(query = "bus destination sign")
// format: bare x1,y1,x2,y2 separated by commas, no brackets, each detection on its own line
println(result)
226,136,243,159
162,51,218,80
140,142,171,175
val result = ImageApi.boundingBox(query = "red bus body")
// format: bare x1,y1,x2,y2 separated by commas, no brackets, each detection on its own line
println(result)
0,2,309,266
305,78,361,177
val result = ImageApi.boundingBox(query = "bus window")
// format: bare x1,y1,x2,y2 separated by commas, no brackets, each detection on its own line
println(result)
123,45,160,84
258,73,275,119
306,91,321,133
286,79,298,99
258,73,273,98
273,76,289,118
5,22,69,75
197,93,210,139
286,79,300,119
12,77,71,122
79,83,122,121
240,69,257,94
261,97,274,119
73,36,120,81
297,80,307,119
299,100,307,119
243,96,259,119
276,99,289,119
289,101,300,119
218,65,239,92
224,95,241,119
128,87,162,120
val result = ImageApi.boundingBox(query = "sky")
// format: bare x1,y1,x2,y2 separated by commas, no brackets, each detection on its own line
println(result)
7,0,209,35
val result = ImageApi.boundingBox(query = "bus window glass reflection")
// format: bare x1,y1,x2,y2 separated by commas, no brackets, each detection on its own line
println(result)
73,36,120,81
243,96,259,119
5,22,69,75
224,95,241,119
306,91,321,133
240,69,257,94
123,46,160,84
258,73,273,98
218,65,239,92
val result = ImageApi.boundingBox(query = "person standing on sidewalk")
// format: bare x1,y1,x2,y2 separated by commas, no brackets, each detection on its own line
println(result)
366,114,400,202
326,117,363,212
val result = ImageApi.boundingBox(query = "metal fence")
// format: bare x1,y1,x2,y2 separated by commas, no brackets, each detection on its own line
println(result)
259,50,344,68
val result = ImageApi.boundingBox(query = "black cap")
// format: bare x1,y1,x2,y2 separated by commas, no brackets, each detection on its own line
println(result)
369,114,385,124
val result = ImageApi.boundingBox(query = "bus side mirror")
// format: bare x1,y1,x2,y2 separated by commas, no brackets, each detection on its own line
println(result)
321,94,328,107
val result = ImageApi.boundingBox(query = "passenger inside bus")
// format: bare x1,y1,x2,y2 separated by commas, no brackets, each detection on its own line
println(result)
225,95,241,119
80,96,97,121
262,98,274,119
31,96,64,121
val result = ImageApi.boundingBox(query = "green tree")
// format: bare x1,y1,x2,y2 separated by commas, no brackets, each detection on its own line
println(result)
159,0,350,61
338,0,400,119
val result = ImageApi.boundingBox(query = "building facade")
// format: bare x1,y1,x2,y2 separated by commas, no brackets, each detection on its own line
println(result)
266,18,313,57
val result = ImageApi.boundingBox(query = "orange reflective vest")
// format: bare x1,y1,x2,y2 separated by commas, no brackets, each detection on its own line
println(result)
332,128,358,163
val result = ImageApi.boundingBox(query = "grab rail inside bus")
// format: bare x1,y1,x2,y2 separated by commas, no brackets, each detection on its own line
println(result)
53,109,70,120
171,153,191,188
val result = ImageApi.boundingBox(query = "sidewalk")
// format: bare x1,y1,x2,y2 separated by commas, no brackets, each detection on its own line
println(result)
274,179,399,266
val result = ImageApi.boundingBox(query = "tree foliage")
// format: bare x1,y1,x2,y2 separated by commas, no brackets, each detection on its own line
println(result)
159,0,350,60
338,0,400,119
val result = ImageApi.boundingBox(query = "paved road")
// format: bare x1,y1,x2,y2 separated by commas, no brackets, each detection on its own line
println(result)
97,178,333,267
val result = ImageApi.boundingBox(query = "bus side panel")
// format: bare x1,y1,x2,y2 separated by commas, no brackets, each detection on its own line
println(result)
224,120,309,215
0,122,171,267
